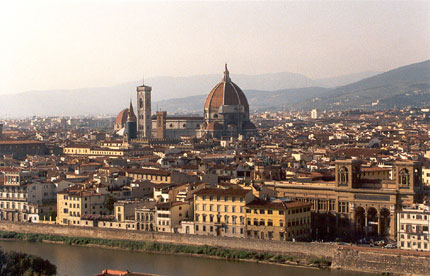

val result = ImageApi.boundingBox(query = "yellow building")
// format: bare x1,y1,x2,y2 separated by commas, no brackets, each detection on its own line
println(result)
360,167,391,180
193,187,253,238
63,144,125,157
57,185,109,226
245,198,311,241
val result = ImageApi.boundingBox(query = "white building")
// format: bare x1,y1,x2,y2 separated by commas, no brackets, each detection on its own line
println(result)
311,109,318,119
0,170,58,222
397,204,430,251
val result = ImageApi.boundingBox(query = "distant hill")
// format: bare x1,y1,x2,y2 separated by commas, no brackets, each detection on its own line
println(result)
155,60,430,113
154,87,330,114
0,61,426,118
297,60,430,110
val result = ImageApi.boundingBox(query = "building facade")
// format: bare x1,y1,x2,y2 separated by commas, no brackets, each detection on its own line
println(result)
193,188,253,238
265,160,424,239
397,204,430,251
245,198,311,241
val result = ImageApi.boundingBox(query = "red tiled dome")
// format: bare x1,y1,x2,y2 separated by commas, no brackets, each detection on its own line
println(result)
204,65,249,114
206,121,223,131
115,109,129,125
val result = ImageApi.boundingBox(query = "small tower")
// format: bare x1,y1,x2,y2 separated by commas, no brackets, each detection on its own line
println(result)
155,111,167,139
124,100,137,142
137,80,152,138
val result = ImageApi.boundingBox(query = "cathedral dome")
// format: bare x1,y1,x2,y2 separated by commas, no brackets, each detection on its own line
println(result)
115,108,129,130
204,65,249,114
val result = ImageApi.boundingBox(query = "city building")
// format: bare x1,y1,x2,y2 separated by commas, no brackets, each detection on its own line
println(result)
193,187,253,238
265,160,424,239
0,169,57,222
57,185,109,225
245,198,311,241
155,201,193,233
397,204,430,251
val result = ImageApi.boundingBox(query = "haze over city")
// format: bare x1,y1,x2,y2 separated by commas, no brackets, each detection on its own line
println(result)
1,0,429,95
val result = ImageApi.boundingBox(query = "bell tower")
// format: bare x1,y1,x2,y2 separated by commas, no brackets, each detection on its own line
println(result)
137,81,152,138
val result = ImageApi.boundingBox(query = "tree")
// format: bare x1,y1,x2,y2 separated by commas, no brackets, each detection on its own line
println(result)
0,250,57,276
104,194,117,214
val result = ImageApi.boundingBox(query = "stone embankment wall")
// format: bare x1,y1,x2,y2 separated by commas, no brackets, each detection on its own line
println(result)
332,246,430,275
0,222,335,258
2,222,430,275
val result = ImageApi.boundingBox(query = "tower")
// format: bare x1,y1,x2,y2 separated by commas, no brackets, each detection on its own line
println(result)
124,100,137,142
137,82,152,138
155,111,167,139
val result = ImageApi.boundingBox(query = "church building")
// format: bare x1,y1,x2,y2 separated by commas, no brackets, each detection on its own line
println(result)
200,64,256,138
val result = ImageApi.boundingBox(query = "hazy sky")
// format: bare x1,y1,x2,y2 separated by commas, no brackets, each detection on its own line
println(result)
0,0,429,95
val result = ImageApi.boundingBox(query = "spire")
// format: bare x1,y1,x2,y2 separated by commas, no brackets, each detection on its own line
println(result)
127,99,137,121
223,63,231,82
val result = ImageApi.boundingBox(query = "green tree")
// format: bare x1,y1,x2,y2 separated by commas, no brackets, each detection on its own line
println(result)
104,194,116,214
0,250,57,276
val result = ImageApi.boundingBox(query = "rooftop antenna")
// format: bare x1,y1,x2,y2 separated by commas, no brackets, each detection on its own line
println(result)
142,74,145,86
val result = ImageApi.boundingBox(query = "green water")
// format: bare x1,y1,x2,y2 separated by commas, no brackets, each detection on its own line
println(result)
0,240,374,276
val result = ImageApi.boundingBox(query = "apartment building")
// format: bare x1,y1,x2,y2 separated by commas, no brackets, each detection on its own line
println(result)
57,185,109,225
245,198,311,241
193,188,254,238
155,201,193,233
397,204,430,251
0,169,57,222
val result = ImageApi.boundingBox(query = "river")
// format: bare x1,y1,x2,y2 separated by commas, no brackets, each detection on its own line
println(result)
0,240,374,276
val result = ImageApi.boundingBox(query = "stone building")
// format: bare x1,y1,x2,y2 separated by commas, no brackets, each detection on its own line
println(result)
0,140,47,160
200,64,257,138
193,187,254,238
56,185,109,226
397,204,430,251
264,159,424,240
245,198,311,241
0,169,57,222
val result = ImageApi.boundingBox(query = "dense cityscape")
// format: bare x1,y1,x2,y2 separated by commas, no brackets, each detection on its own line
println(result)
1,1,429,276
1,64,430,275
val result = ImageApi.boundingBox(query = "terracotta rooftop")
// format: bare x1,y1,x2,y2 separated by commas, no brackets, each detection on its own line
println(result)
194,187,250,197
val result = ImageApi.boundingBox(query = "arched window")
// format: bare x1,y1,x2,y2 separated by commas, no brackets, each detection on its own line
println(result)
399,168,409,187
213,114,218,118
139,98,143,108
338,166,348,185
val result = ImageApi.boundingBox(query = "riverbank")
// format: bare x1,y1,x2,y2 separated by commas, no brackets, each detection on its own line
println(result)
0,221,428,275
0,231,330,269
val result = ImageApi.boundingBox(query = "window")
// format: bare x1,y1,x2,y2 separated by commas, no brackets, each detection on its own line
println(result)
268,220,273,226
246,209,251,213
279,210,284,215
